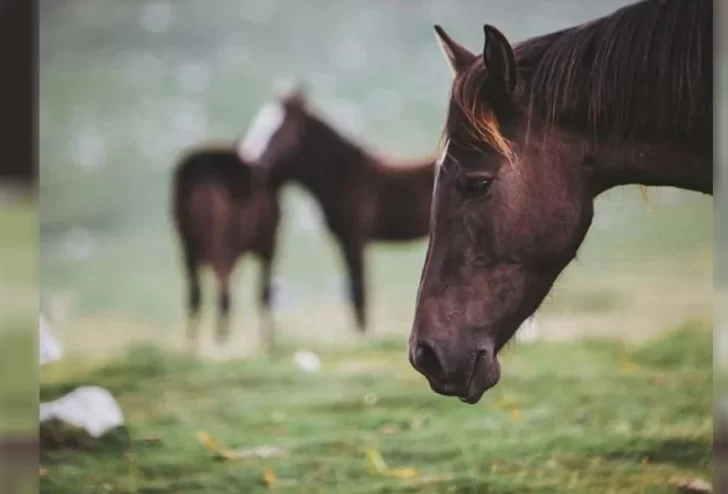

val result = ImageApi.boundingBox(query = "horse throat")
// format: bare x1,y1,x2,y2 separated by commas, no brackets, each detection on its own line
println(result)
586,139,712,196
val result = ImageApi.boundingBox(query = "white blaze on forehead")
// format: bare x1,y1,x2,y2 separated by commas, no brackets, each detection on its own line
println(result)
238,101,285,164
434,138,451,183
436,139,450,167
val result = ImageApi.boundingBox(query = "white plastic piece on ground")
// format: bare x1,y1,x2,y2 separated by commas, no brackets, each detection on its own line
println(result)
39,386,125,438
39,314,63,366
515,318,539,344
293,349,321,373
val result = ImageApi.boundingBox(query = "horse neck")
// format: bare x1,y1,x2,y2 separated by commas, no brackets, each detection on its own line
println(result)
514,82,712,197
511,0,712,197
515,115,712,197
585,137,712,196
293,116,373,206
528,124,713,196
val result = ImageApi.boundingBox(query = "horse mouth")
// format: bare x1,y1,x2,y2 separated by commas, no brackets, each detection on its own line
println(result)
458,350,498,404
424,350,500,405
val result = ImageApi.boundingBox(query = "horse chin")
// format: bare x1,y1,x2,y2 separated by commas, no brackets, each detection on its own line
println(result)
459,351,501,405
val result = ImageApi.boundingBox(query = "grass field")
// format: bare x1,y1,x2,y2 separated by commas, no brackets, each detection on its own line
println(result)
37,184,715,492
39,322,712,494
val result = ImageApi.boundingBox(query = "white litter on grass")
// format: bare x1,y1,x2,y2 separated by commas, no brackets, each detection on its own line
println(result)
39,317,125,438
39,386,125,438
363,392,379,406
515,318,539,344
293,349,321,373
39,314,62,366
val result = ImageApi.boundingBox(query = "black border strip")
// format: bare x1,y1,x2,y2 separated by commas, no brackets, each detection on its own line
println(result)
0,0,37,187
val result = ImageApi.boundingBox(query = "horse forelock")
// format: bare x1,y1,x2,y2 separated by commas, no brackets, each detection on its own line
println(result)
444,0,710,156
446,61,516,164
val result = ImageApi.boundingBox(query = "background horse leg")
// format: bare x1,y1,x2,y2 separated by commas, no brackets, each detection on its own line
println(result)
258,254,275,352
213,263,234,347
184,246,201,351
340,238,367,332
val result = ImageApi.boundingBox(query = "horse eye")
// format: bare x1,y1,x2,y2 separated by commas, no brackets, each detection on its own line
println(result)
457,176,493,197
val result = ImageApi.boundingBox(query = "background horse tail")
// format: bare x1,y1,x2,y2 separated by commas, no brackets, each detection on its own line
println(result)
172,154,205,329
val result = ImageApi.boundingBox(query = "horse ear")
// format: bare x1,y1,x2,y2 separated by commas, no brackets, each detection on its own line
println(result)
434,25,477,76
482,25,517,94
275,78,307,108
288,83,307,107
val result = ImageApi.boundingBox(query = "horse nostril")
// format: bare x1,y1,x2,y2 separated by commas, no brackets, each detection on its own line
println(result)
412,342,446,383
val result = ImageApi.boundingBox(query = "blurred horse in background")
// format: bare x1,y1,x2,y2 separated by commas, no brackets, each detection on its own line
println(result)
172,147,280,352
239,86,436,332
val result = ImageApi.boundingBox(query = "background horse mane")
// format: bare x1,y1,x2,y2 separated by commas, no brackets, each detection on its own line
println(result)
448,0,712,154
298,103,438,175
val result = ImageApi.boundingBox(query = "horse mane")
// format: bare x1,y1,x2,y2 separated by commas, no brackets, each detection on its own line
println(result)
303,106,435,172
448,0,712,155
306,109,368,157
447,63,516,162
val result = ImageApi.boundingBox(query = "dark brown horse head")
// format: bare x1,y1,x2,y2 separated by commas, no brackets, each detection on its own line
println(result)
240,81,376,195
238,82,311,181
409,25,596,404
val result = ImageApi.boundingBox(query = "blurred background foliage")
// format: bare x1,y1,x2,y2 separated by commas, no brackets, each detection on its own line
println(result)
38,0,712,357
